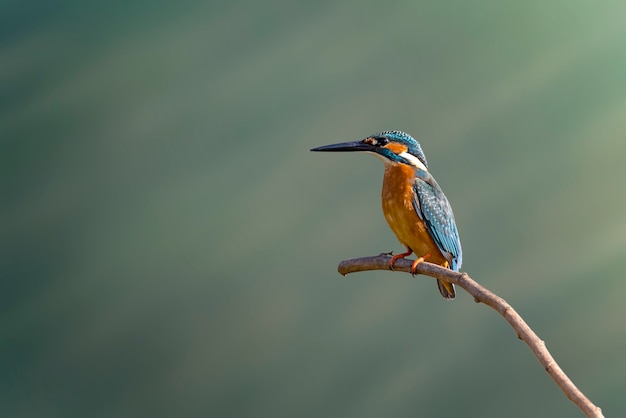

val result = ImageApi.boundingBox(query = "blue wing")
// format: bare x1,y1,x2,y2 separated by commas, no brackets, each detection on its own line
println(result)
412,170,462,271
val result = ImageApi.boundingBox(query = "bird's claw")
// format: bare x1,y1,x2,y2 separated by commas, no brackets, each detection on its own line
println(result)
382,251,395,270
410,253,431,276
388,249,414,271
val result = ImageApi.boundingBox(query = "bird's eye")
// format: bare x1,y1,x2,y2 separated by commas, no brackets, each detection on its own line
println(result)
364,137,389,146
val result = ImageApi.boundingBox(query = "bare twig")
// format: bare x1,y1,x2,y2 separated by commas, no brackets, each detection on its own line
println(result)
337,254,604,418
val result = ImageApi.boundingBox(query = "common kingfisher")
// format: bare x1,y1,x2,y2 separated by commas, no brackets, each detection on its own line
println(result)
311,130,462,300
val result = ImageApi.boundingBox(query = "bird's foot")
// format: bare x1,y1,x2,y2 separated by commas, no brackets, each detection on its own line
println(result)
388,249,413,271
410,253,431,276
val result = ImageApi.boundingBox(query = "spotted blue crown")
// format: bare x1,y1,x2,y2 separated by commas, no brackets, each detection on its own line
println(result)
374,130,428,168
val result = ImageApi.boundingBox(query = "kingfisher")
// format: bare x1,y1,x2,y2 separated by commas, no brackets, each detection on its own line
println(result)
311,130,462,299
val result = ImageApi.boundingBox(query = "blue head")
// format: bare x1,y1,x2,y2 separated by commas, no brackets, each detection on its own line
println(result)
311,130,428,170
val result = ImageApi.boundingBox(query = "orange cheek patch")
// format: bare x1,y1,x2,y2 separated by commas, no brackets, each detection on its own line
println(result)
384,143,408,154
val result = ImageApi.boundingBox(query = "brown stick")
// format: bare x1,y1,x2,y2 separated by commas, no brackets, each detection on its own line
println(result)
337,254,604,418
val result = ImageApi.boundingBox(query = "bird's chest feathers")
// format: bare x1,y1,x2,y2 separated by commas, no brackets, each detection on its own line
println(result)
381,164,433,253
382,164,415,216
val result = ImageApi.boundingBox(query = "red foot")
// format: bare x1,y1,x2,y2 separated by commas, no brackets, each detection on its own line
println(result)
388,249,413,270
410,253,431,275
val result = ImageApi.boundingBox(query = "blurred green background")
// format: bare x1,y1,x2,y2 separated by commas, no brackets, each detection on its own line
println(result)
2,1,626,417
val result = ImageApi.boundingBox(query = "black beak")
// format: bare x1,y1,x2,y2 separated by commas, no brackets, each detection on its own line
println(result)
310,140,375,153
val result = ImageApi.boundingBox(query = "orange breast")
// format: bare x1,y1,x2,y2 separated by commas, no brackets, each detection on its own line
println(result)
381,164,447,265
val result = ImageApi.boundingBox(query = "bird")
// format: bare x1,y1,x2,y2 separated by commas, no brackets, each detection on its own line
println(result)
311,130,462,299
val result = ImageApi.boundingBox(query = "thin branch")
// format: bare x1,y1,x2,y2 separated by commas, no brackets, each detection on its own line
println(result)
337,254,604,418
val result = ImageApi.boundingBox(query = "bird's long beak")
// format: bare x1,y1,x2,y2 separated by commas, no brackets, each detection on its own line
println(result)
310,140,374,153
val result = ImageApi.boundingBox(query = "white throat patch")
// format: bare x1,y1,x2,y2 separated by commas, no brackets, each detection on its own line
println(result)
366,151,390,164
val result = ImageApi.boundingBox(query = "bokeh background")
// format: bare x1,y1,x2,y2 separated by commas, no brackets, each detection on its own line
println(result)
3,1,626,417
